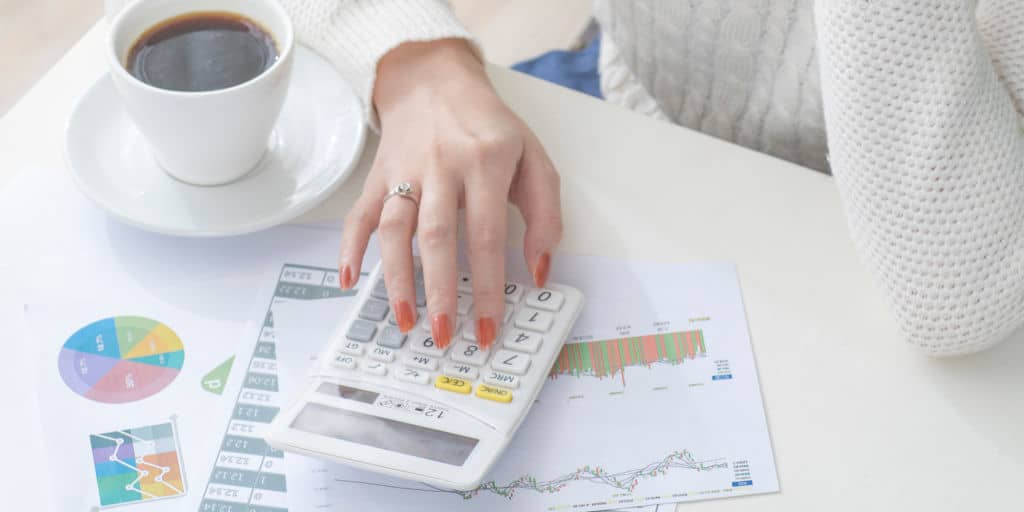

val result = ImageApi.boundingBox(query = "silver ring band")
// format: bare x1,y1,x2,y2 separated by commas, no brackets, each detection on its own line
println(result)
383,182,419,208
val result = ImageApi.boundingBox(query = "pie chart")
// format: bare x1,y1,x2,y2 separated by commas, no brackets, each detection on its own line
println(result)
57,316,185,403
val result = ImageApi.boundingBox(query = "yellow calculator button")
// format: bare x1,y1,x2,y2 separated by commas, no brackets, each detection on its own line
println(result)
475,384,513,403
435,375,472,394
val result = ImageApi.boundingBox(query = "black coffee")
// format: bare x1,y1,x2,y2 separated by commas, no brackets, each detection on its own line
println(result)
127,11,278,92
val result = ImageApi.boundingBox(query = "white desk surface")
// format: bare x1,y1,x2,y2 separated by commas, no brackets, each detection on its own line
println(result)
1,23,1020,511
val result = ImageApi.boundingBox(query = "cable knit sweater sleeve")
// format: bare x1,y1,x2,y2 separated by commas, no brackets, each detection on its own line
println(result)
815,0,1024,355
277,0,476,128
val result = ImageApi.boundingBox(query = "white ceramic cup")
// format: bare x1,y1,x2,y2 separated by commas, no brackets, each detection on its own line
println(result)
107,0,294,185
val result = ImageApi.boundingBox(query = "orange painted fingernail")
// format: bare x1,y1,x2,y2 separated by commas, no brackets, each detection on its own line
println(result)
533,252,551,287
394,300,415,332
432,313,452,348
476,317,496,349
339,265,353,290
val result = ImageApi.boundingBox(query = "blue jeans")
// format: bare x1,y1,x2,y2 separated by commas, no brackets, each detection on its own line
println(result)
511,34,602,99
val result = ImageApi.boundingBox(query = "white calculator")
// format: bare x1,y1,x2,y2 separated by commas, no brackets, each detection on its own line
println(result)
266,260,583,490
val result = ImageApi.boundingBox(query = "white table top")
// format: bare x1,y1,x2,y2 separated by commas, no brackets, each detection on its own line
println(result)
2,22,1020,511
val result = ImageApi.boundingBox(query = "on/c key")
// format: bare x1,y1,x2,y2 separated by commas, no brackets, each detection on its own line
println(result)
434,375,472,394
476,384,513,403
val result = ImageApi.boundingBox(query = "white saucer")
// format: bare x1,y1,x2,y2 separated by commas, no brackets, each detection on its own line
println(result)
65,45,366,237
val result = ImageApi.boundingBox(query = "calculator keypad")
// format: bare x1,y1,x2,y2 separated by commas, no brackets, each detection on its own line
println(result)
346,320,376,342
526,289,564,311
491,349,531,375
456,293,473,315
369,346,396,363
502,330,542,354
328,271,577,409
396,366,429,385
338,341,364,356
376,326,406,348
331,353,356,370
483,370,520,389
419,311,461,333
358,299,389,322
456,273,473,292
460,322,478,342
514,308,554,332
360,360,387,376
434,375,472,394
445,363,479,380
371,279,389,300
450,340,488,366
403,354,438,371
409,331,449,357
503,282,525,304
476,384,513,403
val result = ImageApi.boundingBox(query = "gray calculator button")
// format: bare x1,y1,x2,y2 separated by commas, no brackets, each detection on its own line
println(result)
346,320,377,342
460,321,477,341
359,299,389,321
457,292,473,315
414,280,427,307
387,311,398,326
457,272,473,292
371,279,389,300
377,326,407,348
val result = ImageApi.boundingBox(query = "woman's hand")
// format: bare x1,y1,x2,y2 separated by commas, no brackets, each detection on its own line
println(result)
338,39,562,350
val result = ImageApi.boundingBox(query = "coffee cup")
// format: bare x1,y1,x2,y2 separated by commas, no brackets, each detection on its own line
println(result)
107,0,294,185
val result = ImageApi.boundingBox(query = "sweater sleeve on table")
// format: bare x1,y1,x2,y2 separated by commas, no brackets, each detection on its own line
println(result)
814,0,1024,355
279,0,478,129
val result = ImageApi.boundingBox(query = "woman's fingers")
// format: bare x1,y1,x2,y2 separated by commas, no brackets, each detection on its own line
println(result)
465,176,511,349
417,174,460,349
377,182,421,332
512,131,563,287
339,187,385,290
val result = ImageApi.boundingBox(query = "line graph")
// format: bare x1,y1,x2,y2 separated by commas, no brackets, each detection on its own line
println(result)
333,450,728,500
90,421,186,506
551,330,707,385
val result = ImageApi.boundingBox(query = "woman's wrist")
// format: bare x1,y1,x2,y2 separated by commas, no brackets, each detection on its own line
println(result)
373,39,492,124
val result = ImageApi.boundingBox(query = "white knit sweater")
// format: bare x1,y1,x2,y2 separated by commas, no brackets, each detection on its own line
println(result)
104,1,1024,356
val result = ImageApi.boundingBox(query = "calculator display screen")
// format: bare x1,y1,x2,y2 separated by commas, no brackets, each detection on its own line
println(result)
291,402,478,466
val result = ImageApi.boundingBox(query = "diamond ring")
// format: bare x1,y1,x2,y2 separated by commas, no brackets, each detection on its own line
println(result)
383,182,419,208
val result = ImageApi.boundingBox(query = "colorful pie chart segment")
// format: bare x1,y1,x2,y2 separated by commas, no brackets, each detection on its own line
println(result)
58,316,185,403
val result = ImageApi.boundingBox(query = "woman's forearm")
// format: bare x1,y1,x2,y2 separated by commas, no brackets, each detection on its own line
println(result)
277,0,478,128
815,0,1024,355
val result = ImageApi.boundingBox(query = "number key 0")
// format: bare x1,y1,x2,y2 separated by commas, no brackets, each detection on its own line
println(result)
526,289,565,311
